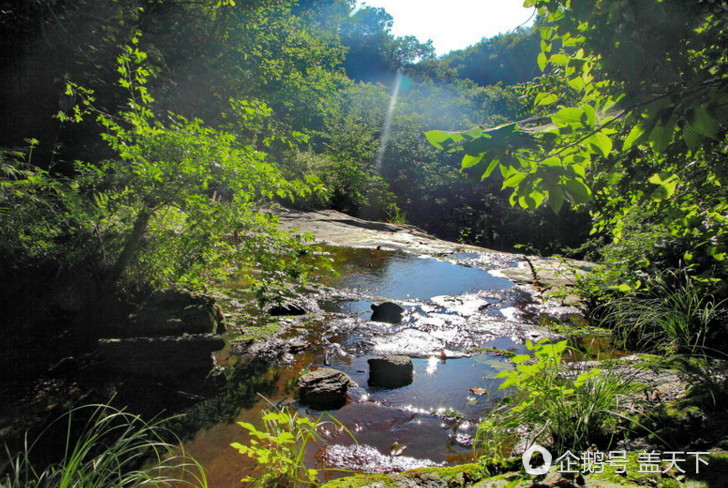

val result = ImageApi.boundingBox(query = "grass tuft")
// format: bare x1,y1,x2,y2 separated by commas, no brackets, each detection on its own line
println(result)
1,403,207,488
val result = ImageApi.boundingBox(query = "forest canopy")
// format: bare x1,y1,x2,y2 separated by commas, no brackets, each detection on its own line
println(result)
2,0,726,316
427,0,728,297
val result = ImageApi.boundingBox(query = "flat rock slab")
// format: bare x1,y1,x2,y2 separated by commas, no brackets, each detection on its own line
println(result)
98,334,225,379
276,209,507,257
322,444,441,474
125,287,225,337
276,209,592,309
368,355,414,388
299,367,351,410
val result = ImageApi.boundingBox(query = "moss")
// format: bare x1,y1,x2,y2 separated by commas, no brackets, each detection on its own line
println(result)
322,453,728,488
320,464,485,488
321,473,396,488
225,318,283,343
469,347,517,358
407,463,483,479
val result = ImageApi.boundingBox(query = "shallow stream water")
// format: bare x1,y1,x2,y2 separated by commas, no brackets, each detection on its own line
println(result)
181,246,620,486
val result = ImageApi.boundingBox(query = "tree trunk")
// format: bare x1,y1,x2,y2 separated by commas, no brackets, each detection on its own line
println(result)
104,208,152,287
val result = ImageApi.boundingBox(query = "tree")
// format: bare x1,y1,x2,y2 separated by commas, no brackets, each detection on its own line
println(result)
50,39,316,297
339,5,435,83
427,0,728,288
424,26,541,86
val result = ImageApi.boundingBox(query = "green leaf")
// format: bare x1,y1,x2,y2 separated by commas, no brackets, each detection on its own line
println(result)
581,104,597,127
564,178,592,203
550,53,569,66
648,117,677,152
611,283,632,293
535,92,559,106
691,106,719,138
682,122,704,150
482,159,499,179
622,123,646,151
587,131,613,158
502,171,526,189
542,156,562,167
461,152,484,169
648,172,679,200
537,52,548,72
562,35,585,47
237,421,257,432
552,107,585,126
548,186,565,213
567,76,585,91
424,130,463,150
519,191,545,208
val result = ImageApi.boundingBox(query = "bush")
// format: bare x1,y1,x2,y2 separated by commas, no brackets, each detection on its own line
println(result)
476,340,634,461
230,404,348,488
595,270,728,354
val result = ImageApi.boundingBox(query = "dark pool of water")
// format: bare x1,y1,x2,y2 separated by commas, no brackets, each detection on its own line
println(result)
317,247,513,300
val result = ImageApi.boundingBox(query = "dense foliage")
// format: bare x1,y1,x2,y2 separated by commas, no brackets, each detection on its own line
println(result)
477,340,632,459
428,0,728,304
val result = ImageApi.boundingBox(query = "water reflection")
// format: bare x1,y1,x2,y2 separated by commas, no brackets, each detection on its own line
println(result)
318,247,513,300
179,246,606,485
425,356,439,375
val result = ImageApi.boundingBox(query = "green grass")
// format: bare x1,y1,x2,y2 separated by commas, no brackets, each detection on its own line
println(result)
596,270,726,354
476,340,638,462
1,403,207,488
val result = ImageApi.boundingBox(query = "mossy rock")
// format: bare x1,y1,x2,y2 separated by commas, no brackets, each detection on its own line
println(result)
322,452,728,488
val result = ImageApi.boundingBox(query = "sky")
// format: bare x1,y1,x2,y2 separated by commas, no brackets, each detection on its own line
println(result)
355,0,536,56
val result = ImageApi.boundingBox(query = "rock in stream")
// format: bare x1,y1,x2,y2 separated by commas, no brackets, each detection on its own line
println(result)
298,367,352,410
368,355,414,388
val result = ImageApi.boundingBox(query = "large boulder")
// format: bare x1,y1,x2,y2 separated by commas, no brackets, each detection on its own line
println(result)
126,288,225,337
298,368,351,410
98,334,225,379
370,302,404,324
368,355,414,388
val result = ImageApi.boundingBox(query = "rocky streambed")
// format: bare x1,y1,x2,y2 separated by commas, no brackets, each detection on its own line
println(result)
174,210,627,486
0,209,705,487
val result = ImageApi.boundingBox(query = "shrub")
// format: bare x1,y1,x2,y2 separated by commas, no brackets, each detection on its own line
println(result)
595,270,728,354
230,404,348,488
476,340,633,461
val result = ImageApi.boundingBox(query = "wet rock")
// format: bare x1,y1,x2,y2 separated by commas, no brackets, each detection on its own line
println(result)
517,326,566,344
371,302,405,324
47,356,81,378
126,288,225,337
322,444,442,473
430,294,492,317
298,367,351,410
368,355,414,388
98,334,225,379
370,329,465,358
289,343,309,353
267,302,308,316
472,480,509,488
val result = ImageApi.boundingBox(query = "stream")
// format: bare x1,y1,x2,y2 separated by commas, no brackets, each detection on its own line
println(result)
181,245,617,486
